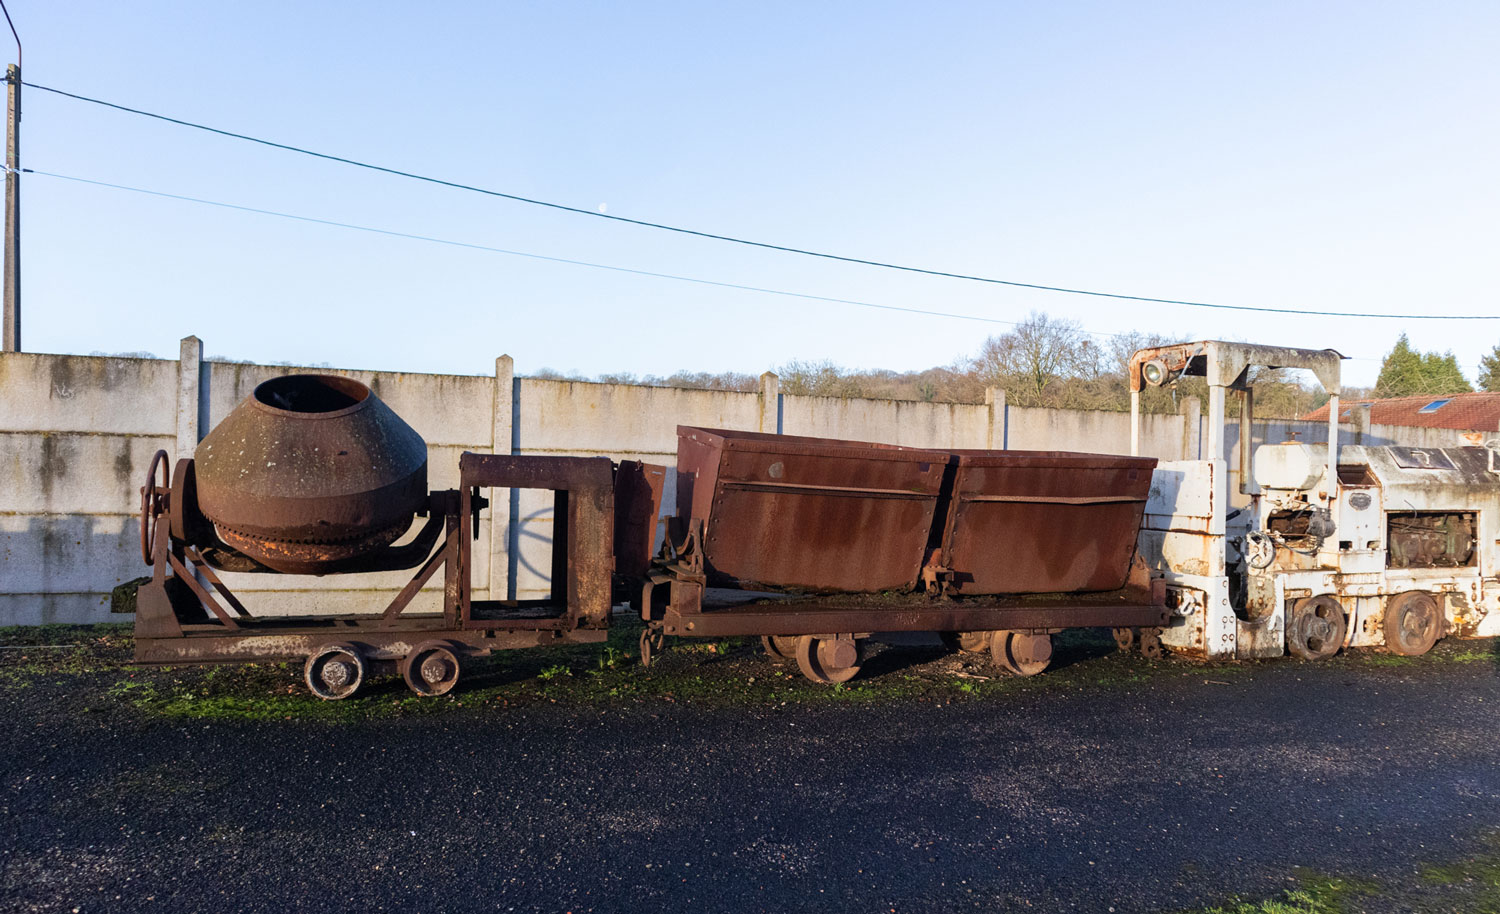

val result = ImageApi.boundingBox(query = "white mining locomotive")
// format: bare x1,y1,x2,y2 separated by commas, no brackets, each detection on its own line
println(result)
1127,340,1500,661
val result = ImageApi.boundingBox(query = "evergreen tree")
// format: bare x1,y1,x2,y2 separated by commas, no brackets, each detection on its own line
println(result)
1374,335,1473,397
1420,351,1472,395
1374,335,1425,396
1480,343,1500,392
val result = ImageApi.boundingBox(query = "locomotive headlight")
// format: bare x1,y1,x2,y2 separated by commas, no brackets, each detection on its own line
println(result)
1141,359,1170,387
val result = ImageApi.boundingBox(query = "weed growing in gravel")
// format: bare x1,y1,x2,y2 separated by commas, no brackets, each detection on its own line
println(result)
1177,847,1500,914
1182,871,1376,913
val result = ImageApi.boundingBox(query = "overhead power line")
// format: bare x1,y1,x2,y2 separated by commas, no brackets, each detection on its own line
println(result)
23,80,1498,323
27,168,1385,362
28,169,1024,328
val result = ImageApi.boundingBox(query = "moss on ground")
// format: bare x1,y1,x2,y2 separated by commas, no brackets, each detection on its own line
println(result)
1418,830,1500,913
3,620,1495,724
1173,835,1500,914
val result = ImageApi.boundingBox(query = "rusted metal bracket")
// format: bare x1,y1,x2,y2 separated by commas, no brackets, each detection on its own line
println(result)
165,550,240,629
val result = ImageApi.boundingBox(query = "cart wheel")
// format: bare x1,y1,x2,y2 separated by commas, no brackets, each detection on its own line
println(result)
402,641,461,697
139,449,171,565
991,631,1052,677
1138,628,1164,661
640,627,666,668
761,635,798,663
1112,627,1136,652
1382,591,1442,657
1287,595,1346,661
795,635,861,684
305,642,366,700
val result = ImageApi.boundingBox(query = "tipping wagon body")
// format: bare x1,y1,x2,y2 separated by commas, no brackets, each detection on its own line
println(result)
641,428,1167,676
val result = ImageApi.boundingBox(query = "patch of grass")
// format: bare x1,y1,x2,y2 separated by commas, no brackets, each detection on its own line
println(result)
0,623,135,675
1447,650,1493,664
1191,891,1326,914
674,638,745,656
1175,839,1500,914
1180,871,1376,914
1420,833,1500,912
10,620,1498,724
1290,870,1380,910
0,622,133,645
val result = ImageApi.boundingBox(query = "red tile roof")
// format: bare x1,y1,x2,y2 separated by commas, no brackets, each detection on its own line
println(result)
1302,391,1500,431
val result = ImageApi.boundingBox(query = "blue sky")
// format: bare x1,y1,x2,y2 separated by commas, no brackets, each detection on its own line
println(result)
15,1,1500,387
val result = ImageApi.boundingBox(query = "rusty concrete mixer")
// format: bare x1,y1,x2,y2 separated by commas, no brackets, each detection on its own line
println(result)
131,372,662,699
192,374,430,574
138,373,443,579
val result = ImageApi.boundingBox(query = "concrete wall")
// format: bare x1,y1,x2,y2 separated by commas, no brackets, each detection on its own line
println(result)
507,375,769,600
1,351,178,624
3,339,1490,624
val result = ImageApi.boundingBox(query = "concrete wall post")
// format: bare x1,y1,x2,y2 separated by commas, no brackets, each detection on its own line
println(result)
985,388,1006,449
759,371,780,433
175,335,203,458
490,355,514,601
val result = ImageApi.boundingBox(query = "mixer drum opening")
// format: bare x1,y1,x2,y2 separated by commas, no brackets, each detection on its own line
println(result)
193,374,429,575
254,374,370,414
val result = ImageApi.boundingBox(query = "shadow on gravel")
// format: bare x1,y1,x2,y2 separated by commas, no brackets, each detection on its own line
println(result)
1047,628,1121,673
858,644,952,678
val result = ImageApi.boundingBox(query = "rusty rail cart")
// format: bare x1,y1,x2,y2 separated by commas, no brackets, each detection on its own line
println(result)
638,428,1169,683
133,375,664,699
131,375,1167,698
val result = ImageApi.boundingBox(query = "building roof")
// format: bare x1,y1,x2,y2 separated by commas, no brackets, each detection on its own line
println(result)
1302,391,1500,431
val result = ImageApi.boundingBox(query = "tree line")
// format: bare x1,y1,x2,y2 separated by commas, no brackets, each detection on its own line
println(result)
534,315,1499,420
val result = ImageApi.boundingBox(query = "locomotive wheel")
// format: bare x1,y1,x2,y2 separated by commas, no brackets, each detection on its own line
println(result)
1112,627,1136,653
761,635,798,663
305,643,366,700
402,641,461,697
1137,628,1164,661
640,627,667,668
1383,591,1442,656
991,631,1052,677
1287,595,1346,661
940,631,990,653
795,635,861,684
139,449,171,565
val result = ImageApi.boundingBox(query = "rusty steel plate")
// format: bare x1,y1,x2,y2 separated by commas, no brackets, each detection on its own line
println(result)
677,427,949,593
613,460,667,580
940,450,1155,595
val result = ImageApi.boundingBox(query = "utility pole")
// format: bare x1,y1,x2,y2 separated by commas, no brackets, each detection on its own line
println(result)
2,63,16,352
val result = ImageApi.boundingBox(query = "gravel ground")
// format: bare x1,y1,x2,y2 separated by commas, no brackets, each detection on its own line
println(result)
1,627,1498,913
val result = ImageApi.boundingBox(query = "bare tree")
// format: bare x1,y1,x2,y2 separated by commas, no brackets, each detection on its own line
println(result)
778,360,868,397
969,312,1094,407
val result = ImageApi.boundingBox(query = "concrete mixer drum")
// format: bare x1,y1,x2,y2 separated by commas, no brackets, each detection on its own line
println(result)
192,374,429,574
